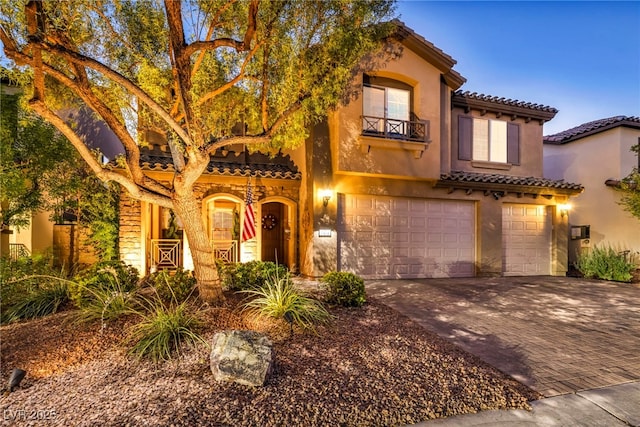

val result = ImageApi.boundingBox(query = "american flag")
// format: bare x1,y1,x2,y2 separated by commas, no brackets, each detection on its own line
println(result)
242,178,256,241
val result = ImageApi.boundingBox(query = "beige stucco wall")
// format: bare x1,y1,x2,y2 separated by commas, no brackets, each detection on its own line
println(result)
10,210,54,254
451,108,545,177
330,41,446,180
544,126,640,253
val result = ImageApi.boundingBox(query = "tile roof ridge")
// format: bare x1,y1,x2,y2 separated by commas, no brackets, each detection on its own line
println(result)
544,115,640,143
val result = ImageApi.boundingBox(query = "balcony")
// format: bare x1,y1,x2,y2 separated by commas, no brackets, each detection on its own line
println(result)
361,115,430,143
360,115,431,159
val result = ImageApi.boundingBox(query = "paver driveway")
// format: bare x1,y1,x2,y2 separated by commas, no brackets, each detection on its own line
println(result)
366,276,640,397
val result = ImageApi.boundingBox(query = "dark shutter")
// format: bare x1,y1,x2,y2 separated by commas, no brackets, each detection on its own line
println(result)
458,116,472,160
507,122,520,165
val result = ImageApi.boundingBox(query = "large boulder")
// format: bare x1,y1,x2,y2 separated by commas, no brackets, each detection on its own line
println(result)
210,330,274,387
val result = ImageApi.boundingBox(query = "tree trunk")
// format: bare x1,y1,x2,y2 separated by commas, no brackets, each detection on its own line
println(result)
172,191,224,304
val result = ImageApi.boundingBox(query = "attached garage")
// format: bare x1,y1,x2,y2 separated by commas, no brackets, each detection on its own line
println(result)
338,194,476,279
502,204,552,275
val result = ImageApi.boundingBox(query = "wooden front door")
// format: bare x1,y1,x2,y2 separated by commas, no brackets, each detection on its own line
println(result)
261,202,287,267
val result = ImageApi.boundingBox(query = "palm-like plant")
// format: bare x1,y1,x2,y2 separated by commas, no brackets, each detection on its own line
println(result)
241,274,332,333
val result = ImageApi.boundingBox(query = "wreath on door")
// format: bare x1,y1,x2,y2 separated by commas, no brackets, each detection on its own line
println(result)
262,213,278,230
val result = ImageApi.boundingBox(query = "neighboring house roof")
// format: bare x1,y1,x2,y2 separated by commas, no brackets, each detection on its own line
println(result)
452,91,558,122
137,146,301,180
437,171,583,196
543,116,640,144
392,20,466,90
59,107,126,160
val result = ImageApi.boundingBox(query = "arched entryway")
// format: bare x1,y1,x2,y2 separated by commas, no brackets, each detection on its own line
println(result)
205,194,243,263
259,198,296,270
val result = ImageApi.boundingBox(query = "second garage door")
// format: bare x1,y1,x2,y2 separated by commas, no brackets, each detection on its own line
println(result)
502,204,552,275
338,195,476,279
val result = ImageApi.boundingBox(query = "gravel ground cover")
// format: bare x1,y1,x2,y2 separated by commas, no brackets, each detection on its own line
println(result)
0,295,538,426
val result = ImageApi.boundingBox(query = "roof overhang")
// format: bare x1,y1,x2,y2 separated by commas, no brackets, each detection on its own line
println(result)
452,92,558,123
391,20,466,90
436,171,584,198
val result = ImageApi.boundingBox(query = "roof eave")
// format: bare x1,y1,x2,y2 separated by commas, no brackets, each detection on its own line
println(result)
392,20,467,90
452,95,558,123
434,179,584,197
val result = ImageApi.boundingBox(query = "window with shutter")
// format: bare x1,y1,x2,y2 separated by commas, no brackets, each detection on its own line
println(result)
458,116,520,165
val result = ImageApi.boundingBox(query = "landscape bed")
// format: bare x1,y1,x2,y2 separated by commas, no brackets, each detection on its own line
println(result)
0,295,538,426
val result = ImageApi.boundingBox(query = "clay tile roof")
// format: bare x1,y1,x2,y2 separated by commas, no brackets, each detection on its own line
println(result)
452,91,558,122
543,116,640,144
137,146,301,180
439,171,583,192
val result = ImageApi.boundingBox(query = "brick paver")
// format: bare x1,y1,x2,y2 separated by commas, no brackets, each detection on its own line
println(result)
366,276,640,397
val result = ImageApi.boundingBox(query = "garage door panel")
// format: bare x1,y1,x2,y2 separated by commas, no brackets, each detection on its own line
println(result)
339,196,476,279
410,233,425,243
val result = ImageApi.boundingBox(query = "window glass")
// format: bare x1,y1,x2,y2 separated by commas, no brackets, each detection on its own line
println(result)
490,120,507,163
472,119,489,161
472,118,508,163
363,86,385,118
386,88,410,121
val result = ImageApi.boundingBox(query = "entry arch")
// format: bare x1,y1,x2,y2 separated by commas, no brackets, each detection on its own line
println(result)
258,196,297,271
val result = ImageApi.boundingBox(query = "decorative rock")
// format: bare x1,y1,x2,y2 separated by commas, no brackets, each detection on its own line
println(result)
210,330,274,387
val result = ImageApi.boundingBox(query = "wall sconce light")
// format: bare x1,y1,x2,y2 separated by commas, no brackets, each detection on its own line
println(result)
320,189,332,207
558,203,571,218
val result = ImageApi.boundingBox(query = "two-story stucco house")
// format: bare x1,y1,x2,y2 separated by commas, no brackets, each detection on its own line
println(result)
118,22,583,278
544,116,640,264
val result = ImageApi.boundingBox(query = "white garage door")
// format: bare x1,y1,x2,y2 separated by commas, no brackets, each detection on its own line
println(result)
502,204,551,276
338,195,475,279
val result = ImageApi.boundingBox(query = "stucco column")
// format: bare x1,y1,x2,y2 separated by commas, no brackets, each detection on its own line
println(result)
477,198,503,276
552,205,570,276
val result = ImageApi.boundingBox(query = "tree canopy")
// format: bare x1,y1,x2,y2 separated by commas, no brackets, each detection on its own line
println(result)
0,0,396,302
619,144,640,221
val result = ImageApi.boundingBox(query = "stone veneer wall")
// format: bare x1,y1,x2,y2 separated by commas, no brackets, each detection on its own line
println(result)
119,191,143,272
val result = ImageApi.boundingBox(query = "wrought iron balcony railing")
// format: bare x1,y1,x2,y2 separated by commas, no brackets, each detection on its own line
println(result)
361,115,430,143
9,243,30,261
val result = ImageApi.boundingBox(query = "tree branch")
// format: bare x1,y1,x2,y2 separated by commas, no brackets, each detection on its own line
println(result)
164,0,197,144
29,100,173,208
4,45,171,199
28,40,193,147
194,41,262,109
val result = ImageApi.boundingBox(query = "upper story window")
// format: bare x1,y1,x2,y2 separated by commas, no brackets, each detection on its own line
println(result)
459,116,520,165
361,75,429,143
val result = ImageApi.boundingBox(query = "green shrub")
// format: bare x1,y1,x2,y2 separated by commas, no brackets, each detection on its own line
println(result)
143,268,197,305
1,254,72,323
128,299,206,362
221,260,289,291
70,261,139,308
320,271,366,307
1,253,60,307
241,274,332,332
3,282,70,323
576,245,638,282
76,282,138,324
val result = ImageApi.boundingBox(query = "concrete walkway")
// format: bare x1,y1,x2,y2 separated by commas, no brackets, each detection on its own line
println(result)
416,381,640,426
365,276,640,426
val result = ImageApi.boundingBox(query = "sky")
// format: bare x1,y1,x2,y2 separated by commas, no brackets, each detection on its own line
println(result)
395,1,640,135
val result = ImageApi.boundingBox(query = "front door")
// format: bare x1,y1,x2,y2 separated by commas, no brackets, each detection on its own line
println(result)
261,202,287,267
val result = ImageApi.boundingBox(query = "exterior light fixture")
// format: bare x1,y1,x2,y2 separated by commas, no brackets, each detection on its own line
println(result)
558,203,571,218
320,189,332,207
